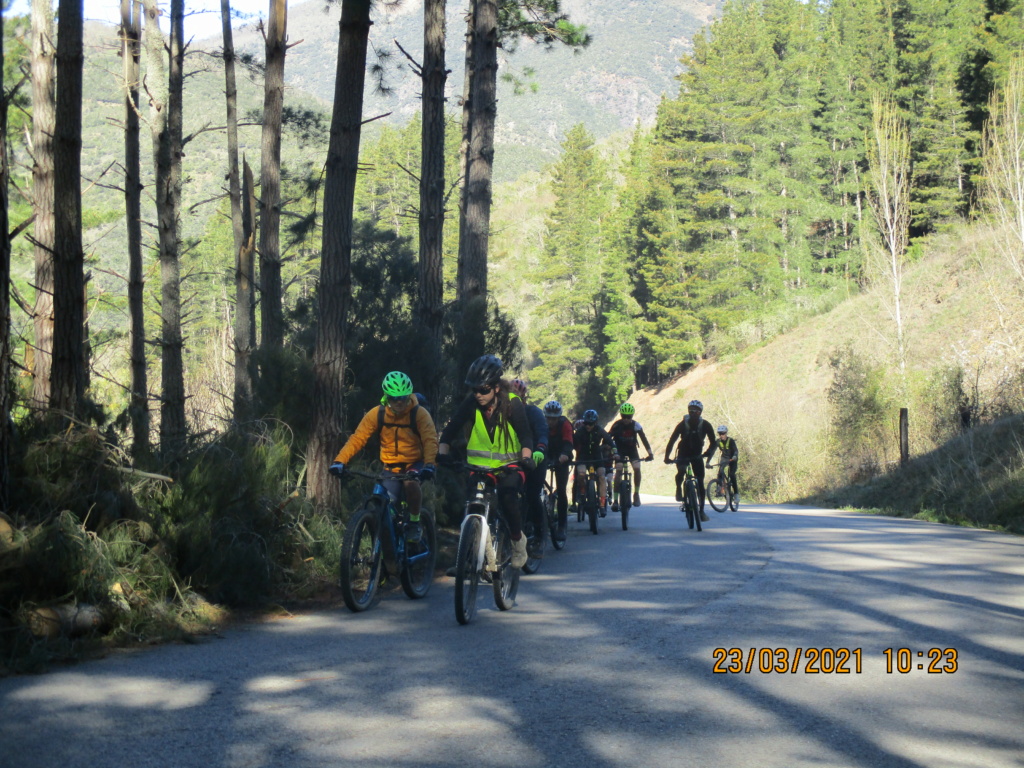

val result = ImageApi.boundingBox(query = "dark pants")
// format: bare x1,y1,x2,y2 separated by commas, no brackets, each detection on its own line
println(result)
725,461,738,495
675,456,707,510
463,469,525,538
552,462,570,528
525,464,545,539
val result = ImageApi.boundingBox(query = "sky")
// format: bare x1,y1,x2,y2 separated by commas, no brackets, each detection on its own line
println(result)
7,0,308,42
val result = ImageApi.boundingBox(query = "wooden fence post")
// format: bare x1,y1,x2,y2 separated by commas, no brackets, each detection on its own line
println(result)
899,407,909,467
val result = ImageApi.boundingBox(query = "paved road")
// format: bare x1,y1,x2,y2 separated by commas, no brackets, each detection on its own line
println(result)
2,498,1022,768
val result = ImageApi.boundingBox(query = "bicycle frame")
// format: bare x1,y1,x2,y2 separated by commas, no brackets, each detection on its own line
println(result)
350,470,429,567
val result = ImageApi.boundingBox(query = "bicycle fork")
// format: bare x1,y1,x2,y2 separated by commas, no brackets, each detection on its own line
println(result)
460,512,497,572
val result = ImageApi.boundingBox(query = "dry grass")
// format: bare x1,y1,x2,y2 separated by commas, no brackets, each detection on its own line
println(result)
620,221,1024,522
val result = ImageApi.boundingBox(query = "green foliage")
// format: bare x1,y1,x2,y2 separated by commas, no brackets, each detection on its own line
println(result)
826,344,895,478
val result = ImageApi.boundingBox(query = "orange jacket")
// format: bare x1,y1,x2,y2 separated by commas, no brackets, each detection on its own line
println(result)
333,396,438,466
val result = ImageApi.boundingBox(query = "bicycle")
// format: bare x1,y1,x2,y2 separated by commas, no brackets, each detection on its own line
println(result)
613,456,652,531
449,462,523,625
670,458,703,532
338,469,436,612
539,463,566,551
571,459,605,535
706,460,736,513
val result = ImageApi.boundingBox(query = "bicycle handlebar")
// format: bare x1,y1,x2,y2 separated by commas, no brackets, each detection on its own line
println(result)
341,469,425,483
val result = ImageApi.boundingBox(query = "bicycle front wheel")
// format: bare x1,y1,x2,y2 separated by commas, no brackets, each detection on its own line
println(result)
586,478,599,534
620,479,631,531
686,481,702,532
706,479,728,512
340,503,384,612
546,489,565,550
400,511,436,599
454,516,483,625
729,488,738,512
492,519,520,611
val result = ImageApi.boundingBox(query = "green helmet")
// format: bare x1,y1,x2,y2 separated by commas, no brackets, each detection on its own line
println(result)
381,371,413,398
619,403,635,416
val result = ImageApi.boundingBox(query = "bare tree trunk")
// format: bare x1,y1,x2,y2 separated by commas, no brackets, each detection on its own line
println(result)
866,93,910,380
418,0,446,408
222,0,255,420
143,0,186,452
29,0,56,411
308,0,371,505
456,3,474,288
0,7,12,506
122,0,149,455
458,0,497,364
259,0,287,353
236,157,257,417
50,0,86,417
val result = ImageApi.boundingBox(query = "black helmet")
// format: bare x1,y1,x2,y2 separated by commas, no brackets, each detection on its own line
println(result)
465,354,504,389
583,409,598,424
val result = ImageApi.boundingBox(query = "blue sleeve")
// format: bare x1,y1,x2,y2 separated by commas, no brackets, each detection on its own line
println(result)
527,405,549,451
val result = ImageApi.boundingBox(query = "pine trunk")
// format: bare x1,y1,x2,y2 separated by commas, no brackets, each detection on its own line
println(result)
0,7,11,505
50,0,86,417
144,0,186,453
29,0,56,411
122,0,149,455
222,0,255,420
259,0,287,353
418,0,446,408
458,0,497,365
236,158,258,417
308,0,371,505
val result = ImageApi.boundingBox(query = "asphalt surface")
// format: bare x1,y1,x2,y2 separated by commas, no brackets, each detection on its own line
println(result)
1,497,1022,768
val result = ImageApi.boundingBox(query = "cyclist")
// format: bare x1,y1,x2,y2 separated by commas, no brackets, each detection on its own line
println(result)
329,372,438,544
573,409,617,513
707,424,739,503
608,403,655,510
664,399,717,522
437,355,536,569
542,400,574,542
509,379,549,558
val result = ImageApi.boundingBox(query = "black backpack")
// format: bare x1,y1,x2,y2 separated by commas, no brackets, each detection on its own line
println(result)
377,403,421,438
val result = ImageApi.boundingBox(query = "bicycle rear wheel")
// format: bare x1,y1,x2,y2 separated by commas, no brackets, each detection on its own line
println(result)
340,503,384,612
687,481,702,532
454,516,483,625
620,479,631,530
706,479,728,512
586,478,599,534
492,519,520,611
400,511,436,599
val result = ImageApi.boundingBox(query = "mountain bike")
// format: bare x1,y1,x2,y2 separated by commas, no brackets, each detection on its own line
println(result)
450,463,523,625
540,463,566,550
613,456,652,531
338,469,436,612
670,458,702,532
706,460,734,513
572,460,604,535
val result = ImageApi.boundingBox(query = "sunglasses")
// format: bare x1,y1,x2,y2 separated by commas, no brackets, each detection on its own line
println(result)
471,385,493,395
387,395,411,405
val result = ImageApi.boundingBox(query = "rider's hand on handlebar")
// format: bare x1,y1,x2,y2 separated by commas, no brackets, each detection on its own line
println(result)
329,461,346,478
519,456,536,472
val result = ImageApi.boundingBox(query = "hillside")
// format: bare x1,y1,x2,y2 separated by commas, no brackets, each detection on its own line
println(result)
617,226,1024,514
224,0,721,180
